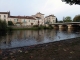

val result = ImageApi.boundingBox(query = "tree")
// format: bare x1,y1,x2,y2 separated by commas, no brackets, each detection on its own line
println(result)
8,21,14,26
56,18,58,23
63,16,72,22
0,19,7,31
58,20,63,23
62,0,80,5
73,15,80,22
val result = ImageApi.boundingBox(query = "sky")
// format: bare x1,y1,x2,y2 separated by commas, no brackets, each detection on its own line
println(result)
0,0,80,20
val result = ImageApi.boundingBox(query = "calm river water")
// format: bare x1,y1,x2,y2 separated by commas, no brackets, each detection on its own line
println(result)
0,29,80,49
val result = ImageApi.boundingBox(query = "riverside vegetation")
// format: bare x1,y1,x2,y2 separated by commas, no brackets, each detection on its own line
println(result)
12,25,53,30
8,21,53,30
0,19,13,31
10,25,53,30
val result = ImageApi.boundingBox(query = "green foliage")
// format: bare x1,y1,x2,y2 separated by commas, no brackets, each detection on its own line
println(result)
62,0,80,5
56,18,58,23
7,27,13,31
63,16,72,22
58,21,63,23
8,21,14,26
32,25,53,30
33,25,39,27
0,19,7,31
73,15,80,22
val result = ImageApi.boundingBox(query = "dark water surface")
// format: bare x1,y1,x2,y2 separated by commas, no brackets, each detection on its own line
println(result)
0,29,80,49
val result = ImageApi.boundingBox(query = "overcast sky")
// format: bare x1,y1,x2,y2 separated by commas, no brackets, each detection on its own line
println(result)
0,0,80,20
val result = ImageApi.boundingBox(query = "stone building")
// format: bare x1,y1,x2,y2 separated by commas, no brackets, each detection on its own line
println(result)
0,11,57,26
45,15,57,24
0,12,45,26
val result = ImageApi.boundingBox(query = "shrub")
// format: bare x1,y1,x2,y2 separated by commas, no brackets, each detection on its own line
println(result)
33,25,39,27
7,27,13,31
8,21,14,26
0,19,7,31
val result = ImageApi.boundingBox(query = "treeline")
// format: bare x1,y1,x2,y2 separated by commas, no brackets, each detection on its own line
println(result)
0,19,7,31
58,15,80,23
62,0,80,5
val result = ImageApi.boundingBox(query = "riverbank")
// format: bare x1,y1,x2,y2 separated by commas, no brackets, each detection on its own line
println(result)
0,37,80,60
9,25,53,30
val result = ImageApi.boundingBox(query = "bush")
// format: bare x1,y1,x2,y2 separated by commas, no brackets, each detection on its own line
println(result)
0,19,7,31
7,27,13,31
33,25,39,27
73,15,80,22
8,21,14,26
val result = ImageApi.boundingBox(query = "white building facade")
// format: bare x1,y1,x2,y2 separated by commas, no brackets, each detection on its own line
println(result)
0,12,57,26
45,15,57,24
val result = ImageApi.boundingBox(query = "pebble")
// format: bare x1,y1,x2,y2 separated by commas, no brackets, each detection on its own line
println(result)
25,51,28,53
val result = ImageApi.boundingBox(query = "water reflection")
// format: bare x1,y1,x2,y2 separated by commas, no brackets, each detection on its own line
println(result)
0,29,80,49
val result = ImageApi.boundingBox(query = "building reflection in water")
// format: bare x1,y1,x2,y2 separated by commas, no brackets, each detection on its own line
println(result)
0,29,80,49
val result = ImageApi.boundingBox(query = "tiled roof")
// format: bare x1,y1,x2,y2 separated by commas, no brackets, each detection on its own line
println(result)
49,15,55,17
45,15,55,18
36,17,41,19
9,16,36,20
0,12,10,14
37,12,44,15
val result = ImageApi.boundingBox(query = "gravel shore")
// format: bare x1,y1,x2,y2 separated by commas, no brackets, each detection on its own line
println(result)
0,37,80,60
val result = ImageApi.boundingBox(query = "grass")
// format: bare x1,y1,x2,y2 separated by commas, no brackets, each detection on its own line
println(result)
12,25,54,30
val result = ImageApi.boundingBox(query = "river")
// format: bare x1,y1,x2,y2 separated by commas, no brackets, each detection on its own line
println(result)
0,29,80,49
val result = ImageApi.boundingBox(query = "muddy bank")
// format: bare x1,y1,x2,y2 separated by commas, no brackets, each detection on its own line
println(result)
0,37,80,60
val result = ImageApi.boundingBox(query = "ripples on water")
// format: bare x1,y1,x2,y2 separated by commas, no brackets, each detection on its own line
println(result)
0,29,80,49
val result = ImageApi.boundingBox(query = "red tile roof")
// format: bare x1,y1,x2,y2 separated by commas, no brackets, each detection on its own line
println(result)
0,12,10,16
36,17,41,19
45,15,55,18
49,15,55,17
0,12,9,14
9,16,36,20
36,12,44,15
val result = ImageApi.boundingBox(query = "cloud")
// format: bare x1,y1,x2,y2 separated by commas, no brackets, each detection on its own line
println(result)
40,0,80,20
0,0,80,20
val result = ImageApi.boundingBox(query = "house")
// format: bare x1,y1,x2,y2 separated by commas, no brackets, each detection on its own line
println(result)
0,12,10,24
8,16,37,26
45,15,57,24
31,12,45,25
0,11,57,26
0,11,45,26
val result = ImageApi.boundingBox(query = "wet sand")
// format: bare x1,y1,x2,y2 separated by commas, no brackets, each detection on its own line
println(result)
0,37,80,60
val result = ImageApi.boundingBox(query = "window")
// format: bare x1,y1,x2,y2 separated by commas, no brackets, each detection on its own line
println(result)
4,15,6,18
14,19,17,22
17,19,18,21
23,19,26,23
24,19,26,22
24,19,25,22
29,20,30,22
